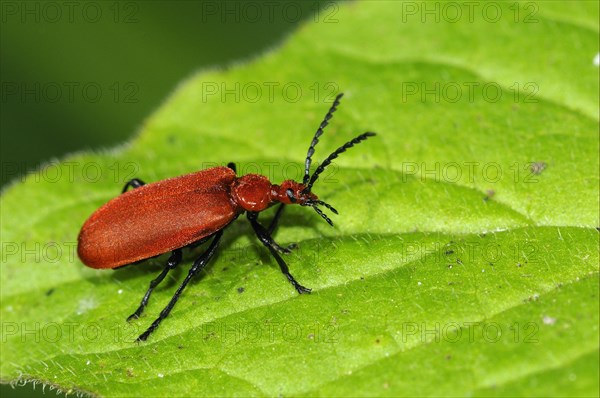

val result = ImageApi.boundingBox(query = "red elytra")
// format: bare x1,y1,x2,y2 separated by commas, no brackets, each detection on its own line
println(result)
77,93,376,341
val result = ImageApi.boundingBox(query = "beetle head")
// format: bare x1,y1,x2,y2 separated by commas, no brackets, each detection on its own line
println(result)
271,180,338,226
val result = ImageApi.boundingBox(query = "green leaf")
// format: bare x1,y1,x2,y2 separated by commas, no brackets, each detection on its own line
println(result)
1,1,598,397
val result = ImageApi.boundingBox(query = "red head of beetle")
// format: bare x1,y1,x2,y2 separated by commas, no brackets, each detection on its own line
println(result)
272,180,317,205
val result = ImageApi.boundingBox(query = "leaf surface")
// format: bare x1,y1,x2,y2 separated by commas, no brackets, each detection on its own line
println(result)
1,1,598,396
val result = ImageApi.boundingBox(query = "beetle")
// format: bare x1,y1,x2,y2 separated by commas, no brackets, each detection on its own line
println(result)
78,93,376,341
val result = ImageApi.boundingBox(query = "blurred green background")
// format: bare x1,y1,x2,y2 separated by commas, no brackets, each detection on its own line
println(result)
1,0,333,187
0,1,331,396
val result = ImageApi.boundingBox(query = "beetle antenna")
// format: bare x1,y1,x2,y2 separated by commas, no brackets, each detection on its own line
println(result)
303,93,344,185
312,205,334,226
305,132,376,192
307,199,338,215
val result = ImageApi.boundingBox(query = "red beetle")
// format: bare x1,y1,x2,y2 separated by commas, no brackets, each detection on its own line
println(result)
78,93,375,341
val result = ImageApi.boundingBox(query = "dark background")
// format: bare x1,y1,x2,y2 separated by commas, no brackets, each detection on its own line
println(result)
0,1,331,396
1,0,332,187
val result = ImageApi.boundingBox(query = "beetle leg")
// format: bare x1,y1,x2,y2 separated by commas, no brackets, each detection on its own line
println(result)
127,249,182,322
137,230,223,342
122,178,146,193
247,212,311,294
267,204,297,252
267,203,285,234
227,162,237,174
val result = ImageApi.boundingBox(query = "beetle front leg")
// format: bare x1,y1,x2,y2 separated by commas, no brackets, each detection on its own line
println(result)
266,204,298,253
127,249,182,321
122,178,146,193
247,212,311,294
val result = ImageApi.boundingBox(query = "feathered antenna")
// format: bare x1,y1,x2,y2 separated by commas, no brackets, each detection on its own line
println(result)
300,93,376,226
303,93,344,185
304,132,376,193
301,199,339,226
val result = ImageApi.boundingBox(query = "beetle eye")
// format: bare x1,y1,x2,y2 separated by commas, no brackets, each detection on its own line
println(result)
286,189,297,203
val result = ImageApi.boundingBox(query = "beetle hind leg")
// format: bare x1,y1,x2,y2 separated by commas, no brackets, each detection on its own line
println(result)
137,230,223,342
127,249,182,322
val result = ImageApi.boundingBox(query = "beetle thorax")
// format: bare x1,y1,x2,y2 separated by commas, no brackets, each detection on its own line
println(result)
231,174,275,212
